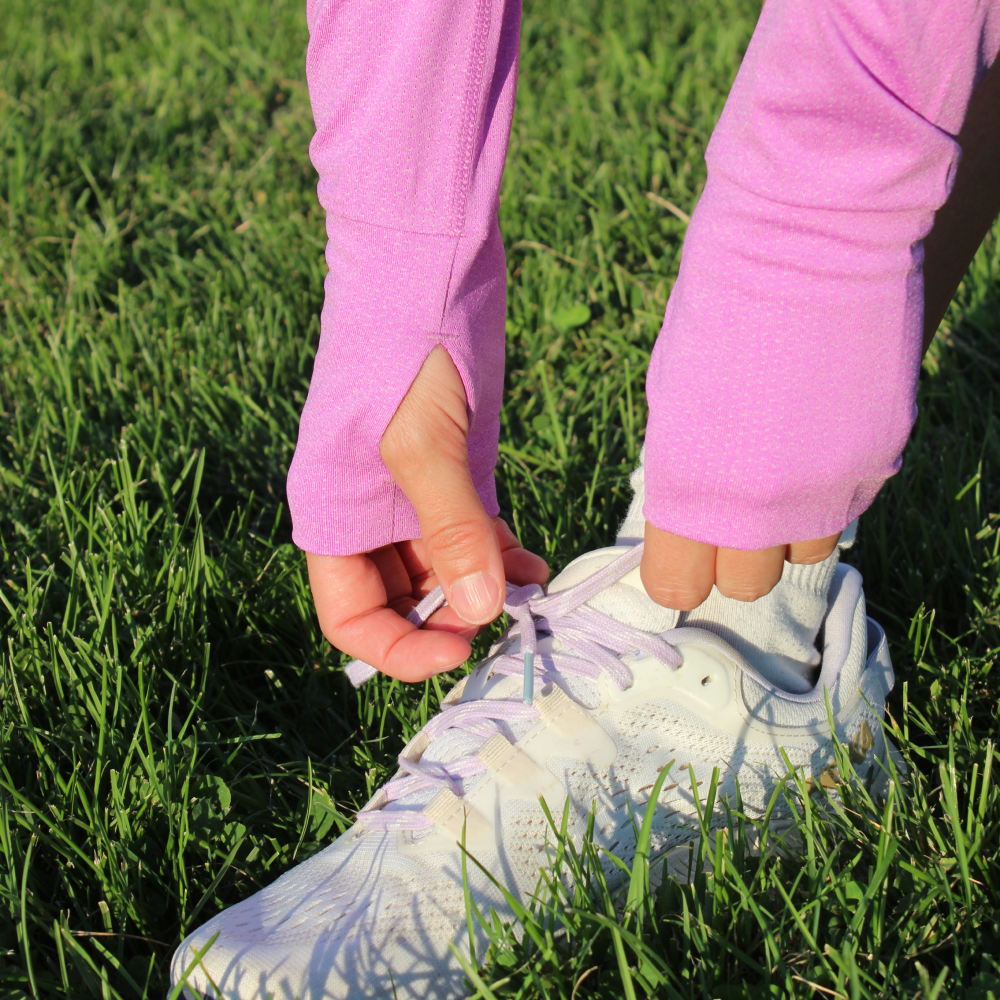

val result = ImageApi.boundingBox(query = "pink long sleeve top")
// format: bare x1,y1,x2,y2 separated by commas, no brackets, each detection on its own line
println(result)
287,0,1000,557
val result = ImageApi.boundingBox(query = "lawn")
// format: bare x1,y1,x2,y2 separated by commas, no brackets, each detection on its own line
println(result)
1,0,999,997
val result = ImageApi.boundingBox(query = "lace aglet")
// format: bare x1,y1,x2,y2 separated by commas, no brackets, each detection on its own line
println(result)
522,651,534,703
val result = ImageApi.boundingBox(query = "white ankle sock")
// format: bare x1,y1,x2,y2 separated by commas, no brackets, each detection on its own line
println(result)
616,450,853,694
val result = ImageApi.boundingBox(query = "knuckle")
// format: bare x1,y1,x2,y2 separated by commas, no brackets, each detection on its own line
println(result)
650,588,708,611
641,572,711,611
424,517,492,564
492,517,519,550
717,580,774,602
326,612,406,667
787,546,832,566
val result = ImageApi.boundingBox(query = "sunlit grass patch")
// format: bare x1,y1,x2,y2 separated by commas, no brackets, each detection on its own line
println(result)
449,718,998,1000
2,0,1000,996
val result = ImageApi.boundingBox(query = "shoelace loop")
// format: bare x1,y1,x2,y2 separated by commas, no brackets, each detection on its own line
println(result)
349,543,683,831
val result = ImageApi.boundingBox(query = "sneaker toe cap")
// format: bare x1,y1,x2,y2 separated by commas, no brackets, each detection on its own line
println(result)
170,834,471,1000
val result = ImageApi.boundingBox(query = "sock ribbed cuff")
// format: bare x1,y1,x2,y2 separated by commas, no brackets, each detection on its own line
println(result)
781,552,840,596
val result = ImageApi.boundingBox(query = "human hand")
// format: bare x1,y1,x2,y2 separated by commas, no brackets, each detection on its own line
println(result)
306,348,549,682
640,522,841,610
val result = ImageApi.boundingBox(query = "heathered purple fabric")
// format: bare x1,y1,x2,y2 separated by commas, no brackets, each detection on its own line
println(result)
288,0,999,556
287,0,520,554
643,0,1000,547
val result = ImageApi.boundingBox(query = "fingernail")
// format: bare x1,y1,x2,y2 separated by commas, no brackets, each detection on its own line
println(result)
450,571,502,625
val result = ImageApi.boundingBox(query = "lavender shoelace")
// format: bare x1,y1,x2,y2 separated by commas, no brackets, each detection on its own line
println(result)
346,543,683,832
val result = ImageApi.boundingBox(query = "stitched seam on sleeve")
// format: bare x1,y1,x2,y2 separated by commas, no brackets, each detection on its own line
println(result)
448,0,494,232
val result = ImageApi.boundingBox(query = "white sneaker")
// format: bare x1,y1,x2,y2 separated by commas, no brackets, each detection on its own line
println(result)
171,542,896,1000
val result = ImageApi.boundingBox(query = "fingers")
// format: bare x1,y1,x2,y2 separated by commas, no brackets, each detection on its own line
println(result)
393,518,548,645
495,517,550,588
641,522,716,611
381,347,507,626
715,543,785,601
787,532,841,565
398,518,550,596
306,550,472,683
642,522,840,609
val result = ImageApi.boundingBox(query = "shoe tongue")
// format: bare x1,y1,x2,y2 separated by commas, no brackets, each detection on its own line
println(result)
546,544,679,634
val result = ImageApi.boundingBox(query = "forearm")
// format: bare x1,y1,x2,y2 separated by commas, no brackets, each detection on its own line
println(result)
923,56,1000,354
289,0,522,556
644,0,1000,549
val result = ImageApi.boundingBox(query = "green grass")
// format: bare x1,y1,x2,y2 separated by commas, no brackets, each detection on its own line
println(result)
1,0,1000,997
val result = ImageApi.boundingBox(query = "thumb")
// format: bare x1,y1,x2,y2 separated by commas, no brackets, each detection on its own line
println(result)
381,347,506,625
